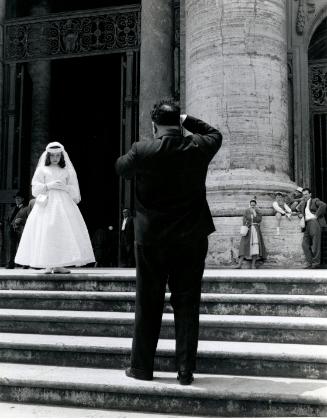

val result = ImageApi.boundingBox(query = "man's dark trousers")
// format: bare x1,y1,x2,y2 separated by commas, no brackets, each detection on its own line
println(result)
7,229,20,267
130,237,208,378
302,219,321,265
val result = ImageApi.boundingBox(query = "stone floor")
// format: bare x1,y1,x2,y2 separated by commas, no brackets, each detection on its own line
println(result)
0,402,180,418
0,267,326,276
1,402,302,418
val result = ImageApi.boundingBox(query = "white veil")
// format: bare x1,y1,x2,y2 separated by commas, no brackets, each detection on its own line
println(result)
37,142,81,203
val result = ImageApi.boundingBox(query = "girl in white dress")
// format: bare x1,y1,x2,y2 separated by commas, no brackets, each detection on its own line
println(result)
15,142,95,273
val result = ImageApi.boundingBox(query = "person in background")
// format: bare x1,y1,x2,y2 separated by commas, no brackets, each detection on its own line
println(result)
237,199,266,269
298,188,326,269
272,192,292,235
26,198,36,217
92,224,110,267
119,208,135,267
108,225,118,267
6,191,28,269
284,187,303,212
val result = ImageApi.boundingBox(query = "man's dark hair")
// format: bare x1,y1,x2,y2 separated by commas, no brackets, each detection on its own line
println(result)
250,199,257,205
275,192,283,198
303,187,311,194
150,98,180,126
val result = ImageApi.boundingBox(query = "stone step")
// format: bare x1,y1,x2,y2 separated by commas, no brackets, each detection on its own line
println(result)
1,290,327,317
1,309,327,344
2,268,327,295
1,363,326,417
0,402,176,418
0,333,326,379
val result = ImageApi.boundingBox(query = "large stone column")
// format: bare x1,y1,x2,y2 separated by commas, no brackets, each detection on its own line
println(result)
139,0,173,141
185,0,304,266
186,0,295,213
0,0,6,265
0,0,6,178
28,0,51,173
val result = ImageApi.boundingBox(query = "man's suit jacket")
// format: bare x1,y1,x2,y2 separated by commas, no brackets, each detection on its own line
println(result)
298,197,327,227
121,216,135,246
115,116,222,245
9,205,28,236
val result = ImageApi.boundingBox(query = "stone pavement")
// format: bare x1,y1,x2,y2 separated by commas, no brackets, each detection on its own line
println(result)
0,401,179,418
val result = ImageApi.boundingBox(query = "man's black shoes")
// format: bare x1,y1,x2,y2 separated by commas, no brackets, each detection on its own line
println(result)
125,367,153,381
125,367,194,384
177,370,194,385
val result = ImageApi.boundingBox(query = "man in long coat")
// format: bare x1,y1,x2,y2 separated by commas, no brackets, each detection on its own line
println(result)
115,99,222,385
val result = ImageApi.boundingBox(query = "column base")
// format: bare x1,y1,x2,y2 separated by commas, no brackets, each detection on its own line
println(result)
207,169,298,216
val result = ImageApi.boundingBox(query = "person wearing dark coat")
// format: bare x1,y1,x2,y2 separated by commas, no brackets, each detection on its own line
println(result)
6,191,28,269
237,199,267,269
119,208,135,267
297,188,327,268
115,98,222,385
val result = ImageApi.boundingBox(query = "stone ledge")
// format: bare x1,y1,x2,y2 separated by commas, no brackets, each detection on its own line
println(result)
0,333,326,363
0,309,326,330
1,363,327,405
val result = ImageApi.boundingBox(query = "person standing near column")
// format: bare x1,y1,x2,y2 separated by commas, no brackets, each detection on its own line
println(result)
119,208,135,267
298,188,327,269
6,192,28,269
116,98,222,385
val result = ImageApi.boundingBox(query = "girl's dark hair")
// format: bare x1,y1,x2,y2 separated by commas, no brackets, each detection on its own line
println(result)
45,147,66,168
250,199,257,205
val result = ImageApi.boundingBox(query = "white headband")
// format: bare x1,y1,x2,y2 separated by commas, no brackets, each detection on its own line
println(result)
46,142,65,154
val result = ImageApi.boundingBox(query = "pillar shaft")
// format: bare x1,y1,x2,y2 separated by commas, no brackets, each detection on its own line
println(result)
185,0,294,214
139,0,174,141
28,61,51,172
28,0,51,173
0,0,6,186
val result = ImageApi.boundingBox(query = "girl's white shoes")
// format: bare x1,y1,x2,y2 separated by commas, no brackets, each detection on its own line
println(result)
44,267,71,274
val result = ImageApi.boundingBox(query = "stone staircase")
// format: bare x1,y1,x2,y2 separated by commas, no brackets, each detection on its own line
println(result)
0,268,327,417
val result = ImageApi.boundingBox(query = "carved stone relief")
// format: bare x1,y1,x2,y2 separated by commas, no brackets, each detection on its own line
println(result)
5,8,141,62
310,64,327,107
295,0,316,35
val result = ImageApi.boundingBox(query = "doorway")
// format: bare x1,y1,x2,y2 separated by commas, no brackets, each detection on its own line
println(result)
50,54,121,240
309,18,327,202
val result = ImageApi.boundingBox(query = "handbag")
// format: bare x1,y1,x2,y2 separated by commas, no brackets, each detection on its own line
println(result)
240,225,249,237
36,194,48,207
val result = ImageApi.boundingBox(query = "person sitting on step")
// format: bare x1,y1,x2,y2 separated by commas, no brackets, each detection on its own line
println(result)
272,192,292,235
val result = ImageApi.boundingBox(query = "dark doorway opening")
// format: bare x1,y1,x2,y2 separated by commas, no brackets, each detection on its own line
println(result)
50,54,121,262
309,18,327,203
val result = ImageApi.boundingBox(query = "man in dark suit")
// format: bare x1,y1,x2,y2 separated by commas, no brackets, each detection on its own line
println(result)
6,191,28,269
115,98,222,385
298,188,327,269
119,208,135,267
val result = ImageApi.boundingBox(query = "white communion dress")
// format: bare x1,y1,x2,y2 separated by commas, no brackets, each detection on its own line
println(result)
15,165,95,268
